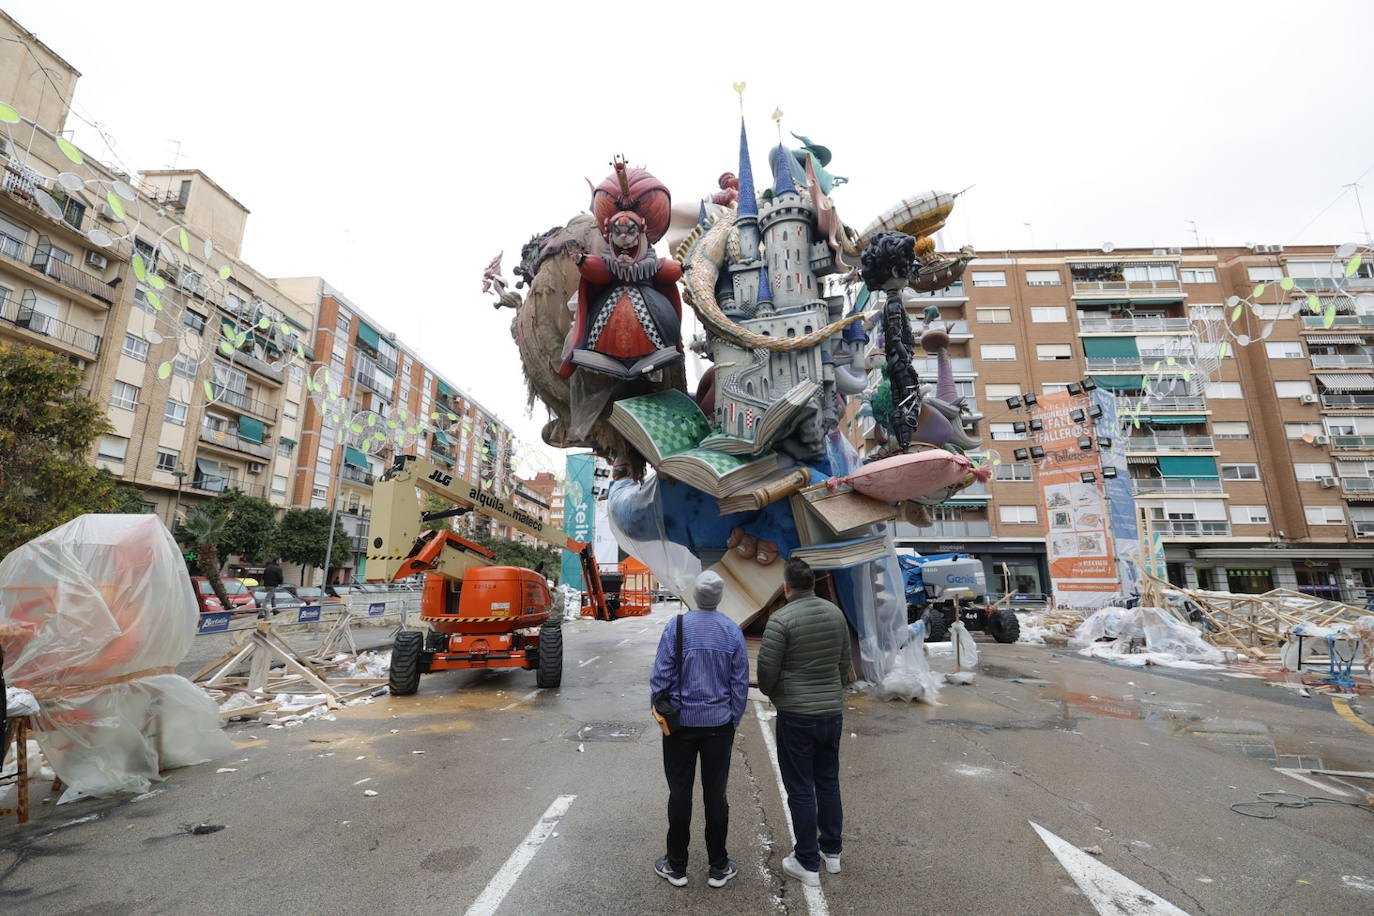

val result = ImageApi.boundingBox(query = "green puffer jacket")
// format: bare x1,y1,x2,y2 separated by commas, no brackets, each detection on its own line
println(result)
756,590,852,716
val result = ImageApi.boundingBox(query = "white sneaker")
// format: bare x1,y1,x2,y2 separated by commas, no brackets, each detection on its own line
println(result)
782,854,820,887
822,853,841,874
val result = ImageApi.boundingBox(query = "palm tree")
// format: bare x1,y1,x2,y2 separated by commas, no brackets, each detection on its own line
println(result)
179,504,233,609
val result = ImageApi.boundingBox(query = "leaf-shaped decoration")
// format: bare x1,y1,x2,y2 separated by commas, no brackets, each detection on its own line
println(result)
1345,253,1363,277
57,172,85,192
113,180,137,202
203,237,214,259
133,253,146,281
32,188,64,221
220,341,234,355
350,423,364,433
1236,335,1251,346
1231,304,1243,321
366,414,377,427
157,361,172,379
387,420,397,429
145,330,164,344
322,369,334,386
0,102,19,123
149,275,166,290
1224,295,1241,308
105,191,125,221
447,413,458,422
1165,357,1177,365
429,412,440,421
1337,242,1359,259
1323,305,1337,328
88,227,113,247
1252,284,1266,298
1307,295,1321,312
57,137,84,164
178,228,190,253
1259,321,1275,339
146,290,162,310
219,265,232,280
203,380,215,401
220,322,235,338
295,343,304,358
1279,277,1294,290
1181,371,1192,382
1217,341,1230,358
1133,417,1141,429
258,317,271,330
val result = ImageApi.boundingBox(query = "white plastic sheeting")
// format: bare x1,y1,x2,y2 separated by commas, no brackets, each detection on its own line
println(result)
878,620,942,703
605,472,703,602
1072,605,1225,666
0,514,231,797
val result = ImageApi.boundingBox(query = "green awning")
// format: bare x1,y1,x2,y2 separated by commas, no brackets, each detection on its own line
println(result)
237,415,264,444
356,321,381,349
280,436,297,446
437,380,455,398
344,446,368,468
1091,374,1144,390
1158,456,1218,478
432,430,451,447
1147,415,1206,425
1083,337,1140,358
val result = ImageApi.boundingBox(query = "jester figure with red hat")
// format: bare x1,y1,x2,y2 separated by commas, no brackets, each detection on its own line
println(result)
560,158,684,382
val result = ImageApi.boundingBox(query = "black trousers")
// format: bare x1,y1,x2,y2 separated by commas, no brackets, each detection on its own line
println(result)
662,723,735,870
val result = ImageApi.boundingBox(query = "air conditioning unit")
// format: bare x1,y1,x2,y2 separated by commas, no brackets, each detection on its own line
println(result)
1313,434,1330,445
85,250,108,270
247,462,265,475
1152,248,1167,256
1300,393,1320,404
1167,247,1182,255
1319,476,1338,488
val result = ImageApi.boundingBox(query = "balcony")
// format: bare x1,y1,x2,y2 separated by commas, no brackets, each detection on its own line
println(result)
216,349,283,384
1078,316,1192,334
1322,393,1374,409
906,283,968,302
1125,435,1215,452
1353,522,1374,538
1332,436,1374,450
902,520,993,539
1155,520,1231,537
342,466,375,487
1341,478,1374,497
189,474,266,499
943,320,971,338
0,293,101,357
198,426,273,460
949,481,990,499
1287,277,1374,292
1310,353,1374,370
912,357,976,374
1130,478,1225,495
0,235,117,305
208,383,279,422
1116,395,1207,412
1302,314,1374,328
348,535,369,553
1072,279,1185,299
1086,356,1196,373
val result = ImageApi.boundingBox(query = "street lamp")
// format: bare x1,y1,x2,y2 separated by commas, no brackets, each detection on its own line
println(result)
170,465,188,527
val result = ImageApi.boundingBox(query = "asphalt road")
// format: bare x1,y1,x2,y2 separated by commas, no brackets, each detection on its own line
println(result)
4,603,1373,915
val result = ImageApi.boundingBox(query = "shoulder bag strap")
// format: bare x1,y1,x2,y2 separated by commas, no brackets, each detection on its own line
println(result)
674,614,684,697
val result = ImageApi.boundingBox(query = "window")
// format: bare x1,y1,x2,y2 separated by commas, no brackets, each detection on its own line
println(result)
165,400,188,426
981,344,1016,361
1213,422,1250,439
1247,266,1283,282
0,215,27,257
311,485,328,509
1031,307,1067,323
990,423,1024,441
1285,422,1323,440
1230,505,1269,525
1036,343,1072,360
173,354,198,379
1305,505,1344,525
1042,383,1071,395
1205,382,1242,399
975,307,1011,324
994,463,1033,482
290,365,304,385
1275,381,1313,399
1253,303,1293,320
155,449,178,473
1285,260,1342,281
1221,463,1260,481
272,474,288,495
985,383,1022,398
277,440,294,457
111,381,140,410
1198,341,1235,360
97,435,128,461
284,399,299,419
203,413,228,434
1265,341,1304,359
179,267,201,294
1190,304,1224,321
1123,264,1177,282
971,271,1006,287
138,501,157,515
1295,463,1333,481
1025,270,1061,286
121,333,149,361
1181,268,1217,283
999,505,1037,524
183,310,206,335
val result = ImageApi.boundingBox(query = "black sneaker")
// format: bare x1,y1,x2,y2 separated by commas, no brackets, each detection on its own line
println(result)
655,856,688,887
708,858,739,888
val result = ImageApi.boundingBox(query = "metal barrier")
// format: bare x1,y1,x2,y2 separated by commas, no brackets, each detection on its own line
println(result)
195,592,421,636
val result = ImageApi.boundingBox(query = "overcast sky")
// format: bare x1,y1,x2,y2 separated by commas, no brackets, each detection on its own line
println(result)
9,0,1373,462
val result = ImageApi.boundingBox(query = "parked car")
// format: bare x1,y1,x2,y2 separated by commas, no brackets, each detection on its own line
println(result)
191,577,258,615
293,586,341,606
327,584,358,598
251,589,305,612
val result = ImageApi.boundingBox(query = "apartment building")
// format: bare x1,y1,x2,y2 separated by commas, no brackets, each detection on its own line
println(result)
512,472,559,547
882,243,1374,604
0,17,312,527
277,278,517,582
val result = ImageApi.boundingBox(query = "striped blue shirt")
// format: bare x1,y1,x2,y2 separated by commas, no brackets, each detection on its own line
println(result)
649,609,749,728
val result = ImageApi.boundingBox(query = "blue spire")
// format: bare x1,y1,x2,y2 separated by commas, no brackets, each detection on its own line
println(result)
737,117,757,218
698,199,708,225
771,144,797,197
757,265,773,303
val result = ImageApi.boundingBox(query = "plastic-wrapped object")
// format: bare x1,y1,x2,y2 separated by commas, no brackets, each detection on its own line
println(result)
605,474,702,601
951,619,980,669
877,616,942,703
0,514,231,797
1072,605,1223,665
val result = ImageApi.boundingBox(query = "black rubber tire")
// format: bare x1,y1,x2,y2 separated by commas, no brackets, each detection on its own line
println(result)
989,608,1021,644
924,607,951,643
389,630,424,696
536,620,563,688
906,603,923,625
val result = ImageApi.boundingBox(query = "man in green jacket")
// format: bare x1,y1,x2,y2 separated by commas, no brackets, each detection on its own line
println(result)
756,557,852,887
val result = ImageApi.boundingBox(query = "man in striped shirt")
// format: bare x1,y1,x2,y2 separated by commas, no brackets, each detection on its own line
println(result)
651,570,749,889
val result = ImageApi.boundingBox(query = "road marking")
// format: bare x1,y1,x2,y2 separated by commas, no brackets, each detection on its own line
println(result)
1273,768,1354,797
465,794,576,916
500,690,539,711
754,703,829,916
1030,821,1189,915
615,638,631,648
637,627,650,634
1332,698,1374,737
577,656,601,668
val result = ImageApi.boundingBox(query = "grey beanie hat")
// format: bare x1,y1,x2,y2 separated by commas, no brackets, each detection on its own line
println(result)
693,570,725,609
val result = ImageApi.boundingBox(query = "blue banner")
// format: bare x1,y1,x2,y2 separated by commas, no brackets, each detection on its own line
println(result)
1093,389,1142,597
560,453,596,588
298,605,321,623
368,602,386,617
197,612,231,633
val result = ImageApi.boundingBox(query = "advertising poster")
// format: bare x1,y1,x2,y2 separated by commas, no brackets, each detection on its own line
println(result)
560,453,596,587
592,458,620,567
1031,391,1118,608
1093,389,1142,597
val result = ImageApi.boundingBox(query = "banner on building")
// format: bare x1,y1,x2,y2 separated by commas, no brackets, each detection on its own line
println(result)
1031,390,1133,608
1093,390,1141,598
560,453,596,587
592,458,620,567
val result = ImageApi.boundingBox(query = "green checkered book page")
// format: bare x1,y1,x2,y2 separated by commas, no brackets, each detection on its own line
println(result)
664,447,746,477
612,390,711,462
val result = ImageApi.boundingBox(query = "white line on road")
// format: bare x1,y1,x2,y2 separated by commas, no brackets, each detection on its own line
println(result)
465,794,576,916
754,703,829,916
1274,767,1354,797
577,656,601,668
500,690,539,712
614,638,631,648
1030,821,1189,915
636,627,650,634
